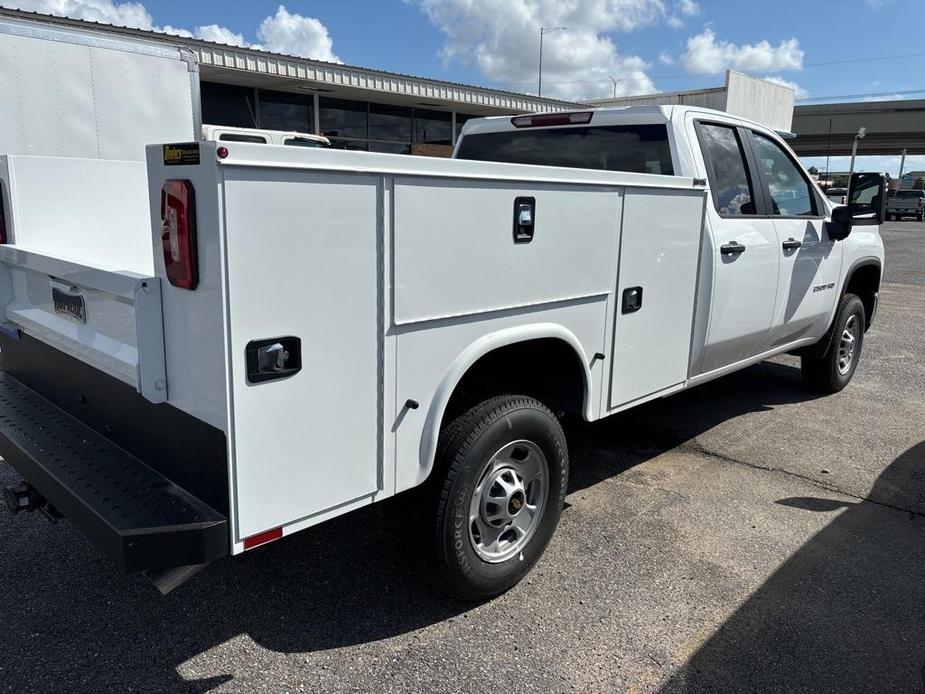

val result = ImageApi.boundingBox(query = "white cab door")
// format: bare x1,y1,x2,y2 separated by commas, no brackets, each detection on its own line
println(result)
691,120,780,374
746,130,844,349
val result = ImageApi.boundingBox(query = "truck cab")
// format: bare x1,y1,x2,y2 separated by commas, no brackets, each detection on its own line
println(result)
455,106,885,380
886,189,925,221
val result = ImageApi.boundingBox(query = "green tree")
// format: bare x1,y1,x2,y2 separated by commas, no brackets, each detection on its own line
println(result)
807,166,819,176
914,177,925,191
833,175,849,187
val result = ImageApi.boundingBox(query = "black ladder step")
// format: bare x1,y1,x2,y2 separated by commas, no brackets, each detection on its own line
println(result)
0,373,228,572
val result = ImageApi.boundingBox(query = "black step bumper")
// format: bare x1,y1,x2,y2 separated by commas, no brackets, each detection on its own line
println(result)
0,372,228,573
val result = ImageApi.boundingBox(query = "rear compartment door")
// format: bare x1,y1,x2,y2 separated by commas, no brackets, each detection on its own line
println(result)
221,167,381,540
608,188,705,408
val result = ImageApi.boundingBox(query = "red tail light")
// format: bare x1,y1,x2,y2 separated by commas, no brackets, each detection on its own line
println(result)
511,111,594,128
160,180,198,290
0,181,8,244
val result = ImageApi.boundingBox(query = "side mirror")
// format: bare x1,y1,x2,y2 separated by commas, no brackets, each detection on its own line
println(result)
828,172,886,240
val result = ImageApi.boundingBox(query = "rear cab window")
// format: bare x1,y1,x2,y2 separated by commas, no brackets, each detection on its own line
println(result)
895,190,925,199
455,123,674,175
696,122,757,216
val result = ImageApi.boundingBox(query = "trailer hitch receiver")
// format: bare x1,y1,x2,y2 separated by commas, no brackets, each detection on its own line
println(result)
3,481,45,514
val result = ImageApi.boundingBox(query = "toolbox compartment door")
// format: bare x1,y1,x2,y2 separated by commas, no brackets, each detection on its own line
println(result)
609,188,706,408
221,168,381,541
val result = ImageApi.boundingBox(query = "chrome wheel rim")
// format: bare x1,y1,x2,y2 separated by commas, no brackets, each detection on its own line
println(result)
468,440,549,563
837,314,859,375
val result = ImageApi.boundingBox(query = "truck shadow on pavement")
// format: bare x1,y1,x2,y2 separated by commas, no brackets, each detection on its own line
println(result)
2,360,920,693
564,359,824,495
656,439,925,693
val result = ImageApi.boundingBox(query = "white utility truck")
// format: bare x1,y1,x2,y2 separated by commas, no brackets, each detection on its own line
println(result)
0,17,886,601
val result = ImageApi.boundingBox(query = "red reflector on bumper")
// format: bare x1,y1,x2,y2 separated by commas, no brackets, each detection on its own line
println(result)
244,527,283,549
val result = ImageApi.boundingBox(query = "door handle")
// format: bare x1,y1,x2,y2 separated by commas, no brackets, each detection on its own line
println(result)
782,238,802,251
513,196,536,244
720,242,746,255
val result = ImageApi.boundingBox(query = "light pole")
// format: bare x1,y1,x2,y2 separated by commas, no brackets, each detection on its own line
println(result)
898,148,907,190
538,26,566,97
848,126,867,184
609,75,622,99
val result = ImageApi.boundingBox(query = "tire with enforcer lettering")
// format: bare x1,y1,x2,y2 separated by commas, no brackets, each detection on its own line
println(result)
801,293,866,393
420,395,568,602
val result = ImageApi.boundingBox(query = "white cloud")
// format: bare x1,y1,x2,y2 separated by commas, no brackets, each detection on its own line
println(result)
256,5,339,62
413,0,671,100
666,0,697,27
762,75,808,99
4,0,155,28
681,28,803,74
194,24,248,48
4,1,340,60
658,49,674,65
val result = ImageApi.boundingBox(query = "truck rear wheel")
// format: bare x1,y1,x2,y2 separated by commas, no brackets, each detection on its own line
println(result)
801,293,866,393
420,395,568,602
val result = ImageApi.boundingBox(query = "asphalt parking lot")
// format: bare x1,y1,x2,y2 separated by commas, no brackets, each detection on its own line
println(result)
2,221,924,694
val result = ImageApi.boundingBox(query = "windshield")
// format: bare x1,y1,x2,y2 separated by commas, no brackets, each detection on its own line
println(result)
455,124,674,175
895,191,925,199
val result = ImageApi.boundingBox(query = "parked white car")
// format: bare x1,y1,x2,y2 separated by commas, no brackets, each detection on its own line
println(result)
201,125,331,148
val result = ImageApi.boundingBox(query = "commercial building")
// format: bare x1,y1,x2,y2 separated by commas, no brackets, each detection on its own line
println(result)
0,8,803,158
0,7,578,157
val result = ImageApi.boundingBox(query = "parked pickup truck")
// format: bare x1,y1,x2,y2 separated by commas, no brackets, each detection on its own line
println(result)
0,103,886,600
886,189,925,221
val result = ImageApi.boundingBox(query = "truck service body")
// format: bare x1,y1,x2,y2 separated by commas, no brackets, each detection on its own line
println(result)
0,16,885,599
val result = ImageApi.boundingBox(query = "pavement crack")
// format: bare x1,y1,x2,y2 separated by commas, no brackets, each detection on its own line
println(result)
679,440,925,520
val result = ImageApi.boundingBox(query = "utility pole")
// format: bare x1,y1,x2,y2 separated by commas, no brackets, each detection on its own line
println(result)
898,148,907,190
848,126,867,183
538,26,566,97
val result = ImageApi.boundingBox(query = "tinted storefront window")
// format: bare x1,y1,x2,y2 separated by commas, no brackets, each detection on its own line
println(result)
414,109,453,145
319,97,368,140
455,114,473,141
369,104,412,143
328,137,369,151
259,89,313,133
201,82,257,128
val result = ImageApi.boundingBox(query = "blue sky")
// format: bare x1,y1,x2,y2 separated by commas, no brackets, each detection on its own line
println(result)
5,0,924,174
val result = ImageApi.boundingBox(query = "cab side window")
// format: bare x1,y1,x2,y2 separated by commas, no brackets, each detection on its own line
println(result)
752,132,817,217
697,123,757,216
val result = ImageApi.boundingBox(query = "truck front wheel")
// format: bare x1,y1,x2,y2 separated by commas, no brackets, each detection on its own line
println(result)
801,293,866,393
420,395,568,602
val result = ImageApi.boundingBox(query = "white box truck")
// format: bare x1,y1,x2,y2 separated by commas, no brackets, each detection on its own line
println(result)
0,17,887,600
